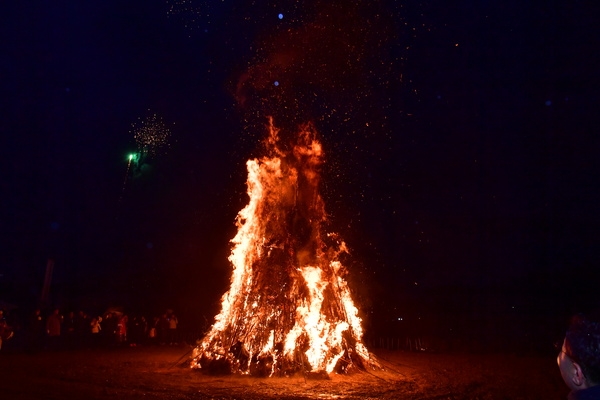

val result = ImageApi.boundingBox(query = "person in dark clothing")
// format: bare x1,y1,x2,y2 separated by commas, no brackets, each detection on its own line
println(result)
0,310,13,350
128,316,147,346
28,309,45,350
158,313,169,345
101,313,118,346
64,311,77,347
46,308,62,350
557,313,600,400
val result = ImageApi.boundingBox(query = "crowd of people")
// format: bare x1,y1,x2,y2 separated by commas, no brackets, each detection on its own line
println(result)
3,303,600,400
0,307,182,351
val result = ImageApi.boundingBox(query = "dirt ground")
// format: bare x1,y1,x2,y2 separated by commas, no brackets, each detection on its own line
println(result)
0,345,569,399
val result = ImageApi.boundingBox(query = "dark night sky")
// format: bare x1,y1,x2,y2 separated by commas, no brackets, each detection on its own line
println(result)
1,1,599,328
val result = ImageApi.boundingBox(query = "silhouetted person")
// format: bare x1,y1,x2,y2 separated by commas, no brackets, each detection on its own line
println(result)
116,314,128,345
139,316,148,342
66,311,76,333
28,309,45,351
89,316,101,347
129,316,147,346
102,313,118,346
64,311,76,347
167,313,178,345
74,310,88,346
46,308,62,349
158,313,169,345
148,317,159,345
557,313,600,399
0,310,13,351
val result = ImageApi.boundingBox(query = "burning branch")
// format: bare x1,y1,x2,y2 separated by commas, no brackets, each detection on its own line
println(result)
192,119,380,376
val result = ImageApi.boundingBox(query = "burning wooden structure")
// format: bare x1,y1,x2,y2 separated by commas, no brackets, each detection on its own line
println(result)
191,119,379,376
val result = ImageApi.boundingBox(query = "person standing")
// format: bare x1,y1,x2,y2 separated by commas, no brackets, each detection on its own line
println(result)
557,313,600,399
64,311,76,348
46,308,62,349
158,313,169,345
0,310,13,351
148,317,159,345
89,316,101,347
28,309,45,351
168,312,178,345
74,310,88,346
116,314,128,345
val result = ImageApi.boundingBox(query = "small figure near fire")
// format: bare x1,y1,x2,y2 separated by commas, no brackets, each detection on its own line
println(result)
167,312,178,345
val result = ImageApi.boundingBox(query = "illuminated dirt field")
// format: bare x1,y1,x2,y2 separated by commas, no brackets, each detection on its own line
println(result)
0,346,568,399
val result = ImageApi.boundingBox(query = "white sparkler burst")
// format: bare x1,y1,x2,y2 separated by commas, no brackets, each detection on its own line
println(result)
131,111,172,158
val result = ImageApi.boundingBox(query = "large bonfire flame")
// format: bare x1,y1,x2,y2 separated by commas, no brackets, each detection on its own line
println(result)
191,118,379,376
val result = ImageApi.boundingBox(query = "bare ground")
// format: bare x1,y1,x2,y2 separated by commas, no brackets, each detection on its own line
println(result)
0,345,568,399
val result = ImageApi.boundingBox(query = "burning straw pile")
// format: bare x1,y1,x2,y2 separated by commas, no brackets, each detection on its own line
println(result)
191,119,379,376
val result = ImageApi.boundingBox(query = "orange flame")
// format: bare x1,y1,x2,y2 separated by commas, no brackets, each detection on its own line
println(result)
192,118,378,376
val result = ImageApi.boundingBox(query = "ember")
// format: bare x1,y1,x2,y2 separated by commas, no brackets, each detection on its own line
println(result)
192,118,379,376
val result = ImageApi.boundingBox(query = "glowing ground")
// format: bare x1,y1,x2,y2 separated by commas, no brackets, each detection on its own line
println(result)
0,345,568,399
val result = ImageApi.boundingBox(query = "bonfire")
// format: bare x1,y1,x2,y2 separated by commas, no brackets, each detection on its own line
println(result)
191,118,379,376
